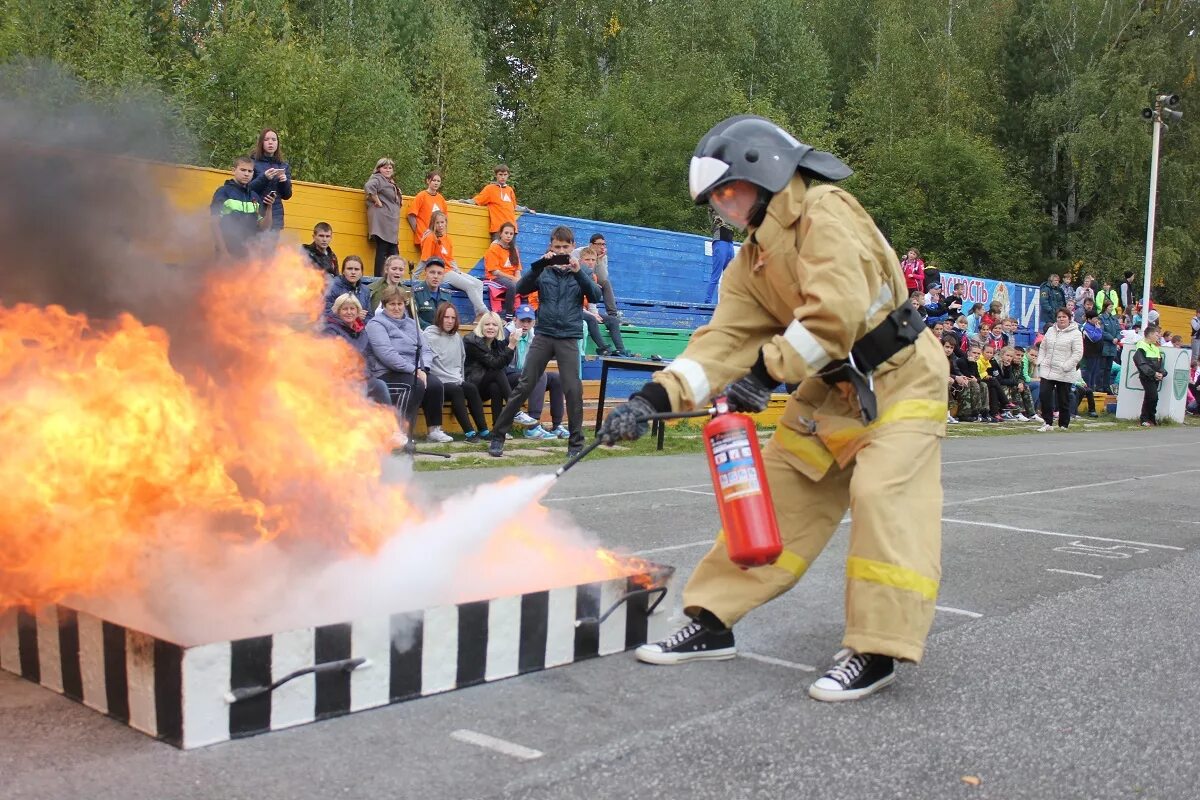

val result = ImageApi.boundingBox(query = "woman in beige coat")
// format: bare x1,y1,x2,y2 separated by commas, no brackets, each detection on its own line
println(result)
1037,308,1083,431
364,157,403,275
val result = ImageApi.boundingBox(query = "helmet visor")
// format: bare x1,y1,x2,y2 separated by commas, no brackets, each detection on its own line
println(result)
689,156,731,203
708,181,761,231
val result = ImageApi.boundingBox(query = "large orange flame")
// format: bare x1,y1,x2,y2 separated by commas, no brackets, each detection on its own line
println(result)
0,250,651,623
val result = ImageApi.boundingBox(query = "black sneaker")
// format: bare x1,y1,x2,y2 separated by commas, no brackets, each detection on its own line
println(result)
808,649,895,702
488,438,504,458
566,444,582,459
635,620,736,665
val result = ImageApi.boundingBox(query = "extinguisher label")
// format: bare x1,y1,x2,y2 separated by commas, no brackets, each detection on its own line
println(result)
710,429,761,501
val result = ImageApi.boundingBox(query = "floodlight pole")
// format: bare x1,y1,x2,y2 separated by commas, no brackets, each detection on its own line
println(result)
1140,105,1162,334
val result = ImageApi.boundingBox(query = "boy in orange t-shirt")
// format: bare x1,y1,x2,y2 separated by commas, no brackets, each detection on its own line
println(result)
483,221,534,315
419,209,487,319
407,170,448,248
470,164,535,270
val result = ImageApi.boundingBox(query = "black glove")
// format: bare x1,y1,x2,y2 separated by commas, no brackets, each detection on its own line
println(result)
724,351,775,413
598,395,656,444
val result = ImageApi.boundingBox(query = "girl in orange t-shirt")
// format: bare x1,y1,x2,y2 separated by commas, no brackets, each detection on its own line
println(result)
420,210,489,320
483,222,532,314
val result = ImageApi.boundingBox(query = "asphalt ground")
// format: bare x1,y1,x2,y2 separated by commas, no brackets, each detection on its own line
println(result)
3,426,1199,799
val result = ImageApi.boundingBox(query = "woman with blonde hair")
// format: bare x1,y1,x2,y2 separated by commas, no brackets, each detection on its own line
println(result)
463,310,516,430
364,157,402,275
323,292,407,449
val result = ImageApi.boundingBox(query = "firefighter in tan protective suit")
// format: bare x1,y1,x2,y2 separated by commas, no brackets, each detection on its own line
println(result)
599,116,948,702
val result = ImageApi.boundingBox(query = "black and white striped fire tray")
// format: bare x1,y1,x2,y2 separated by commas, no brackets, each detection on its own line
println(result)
0,565,674,749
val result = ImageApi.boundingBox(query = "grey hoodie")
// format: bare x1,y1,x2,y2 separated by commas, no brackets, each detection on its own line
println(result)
423,325,466,385
365,312,432,377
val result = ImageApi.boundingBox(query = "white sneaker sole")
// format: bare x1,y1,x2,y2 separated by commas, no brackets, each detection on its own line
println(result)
807,671,895,702
634,645,737,666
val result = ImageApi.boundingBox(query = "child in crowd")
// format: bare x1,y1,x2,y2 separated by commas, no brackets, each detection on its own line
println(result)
976,344,1005,422
981,299,1003,329
1022,343,1041,409
488,226,601,458
966,303,985,335
419,210,488,320
302,221,338,275
370,255,409,315
998,346,1036,420
954,343,987,422
325,255,371,318
210,155,274,259
505,304,569,439
579,245,630,356
483,221,523,317
423,302,491,442
407,170,448,248
943,334,973,423
985,321,1007,353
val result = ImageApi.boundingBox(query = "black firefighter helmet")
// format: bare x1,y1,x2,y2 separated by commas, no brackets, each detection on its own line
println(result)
688,115,853,205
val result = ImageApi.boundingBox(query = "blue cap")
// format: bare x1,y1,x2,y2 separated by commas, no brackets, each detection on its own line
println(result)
515,304,536,320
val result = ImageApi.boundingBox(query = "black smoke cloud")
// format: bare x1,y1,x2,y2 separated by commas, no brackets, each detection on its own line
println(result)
0,62,216,333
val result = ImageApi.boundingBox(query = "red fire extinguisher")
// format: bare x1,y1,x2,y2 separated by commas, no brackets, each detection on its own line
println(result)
703,396,782,568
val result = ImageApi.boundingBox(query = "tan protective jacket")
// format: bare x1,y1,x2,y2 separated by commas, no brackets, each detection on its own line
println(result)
655,175,948,477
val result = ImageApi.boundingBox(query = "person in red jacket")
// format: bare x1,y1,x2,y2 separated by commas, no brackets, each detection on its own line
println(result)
900,248,925,294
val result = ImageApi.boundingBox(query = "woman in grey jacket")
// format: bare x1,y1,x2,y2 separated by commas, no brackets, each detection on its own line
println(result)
365,158,403,276
366,285,452,442
1036,308,1083,431
424,302,490,442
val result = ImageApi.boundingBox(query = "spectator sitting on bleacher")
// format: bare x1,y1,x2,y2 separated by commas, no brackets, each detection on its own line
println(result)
921,284,950,323
463,311,517,431
468,164,533,240
210,155,275,260
1039,273,1066,331
985,321,1007,353
483,221,523,318
412,258,457,328
366,285,453,444
579,246,630,356
909,290,925,317
965,302,985,335
364,157,403,275
976,344,1005,422
488,226,600,459
1000,316,1019,346
325,255,371,318
505,304,568,440
954,342,987,422
998,346,1035,420
1023,342,1040,408
370,255,410,315
944,283,966,319
407,170,448,248
947,314,969,351
572,234,624,320
322,292,404,448
981,299,1004,329
943,334,971,424
302,222,338,276
419,210,487,320
423,302,491,443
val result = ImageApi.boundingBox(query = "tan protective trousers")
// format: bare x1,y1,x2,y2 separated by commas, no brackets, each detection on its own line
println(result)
681,428,942,663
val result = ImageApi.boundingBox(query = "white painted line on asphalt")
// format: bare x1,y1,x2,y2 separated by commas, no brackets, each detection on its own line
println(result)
544,483,710,503
633,540,713,555
944,468,1200,508
673,488,715,496
1046,569,1103,580
740,651,817,672
941,518,1185,551
450,729,544,760
943,440,1200,466
936,605,983,619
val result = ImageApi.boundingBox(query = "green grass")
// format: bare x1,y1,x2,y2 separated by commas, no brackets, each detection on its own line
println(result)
411,414,1180,471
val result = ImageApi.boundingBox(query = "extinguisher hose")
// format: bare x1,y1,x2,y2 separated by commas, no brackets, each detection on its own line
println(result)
554,407,718,478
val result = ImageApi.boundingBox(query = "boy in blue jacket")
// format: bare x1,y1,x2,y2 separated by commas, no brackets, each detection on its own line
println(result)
489,226,601,458
210,155,274,259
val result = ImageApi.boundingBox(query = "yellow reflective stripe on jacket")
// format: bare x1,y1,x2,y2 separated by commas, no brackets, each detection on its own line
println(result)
846,556,938,601
824,398,946,451
772,424,834,471
221,198,259,216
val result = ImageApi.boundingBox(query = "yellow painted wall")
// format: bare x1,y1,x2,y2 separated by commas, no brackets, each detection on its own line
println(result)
1155,304,1196,345
153,162,498,275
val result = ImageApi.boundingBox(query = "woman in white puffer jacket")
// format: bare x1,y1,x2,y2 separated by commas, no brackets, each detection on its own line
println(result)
1037,308,1083,431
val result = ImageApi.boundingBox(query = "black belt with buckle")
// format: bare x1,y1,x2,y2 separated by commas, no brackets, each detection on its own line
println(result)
821,304,926,424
